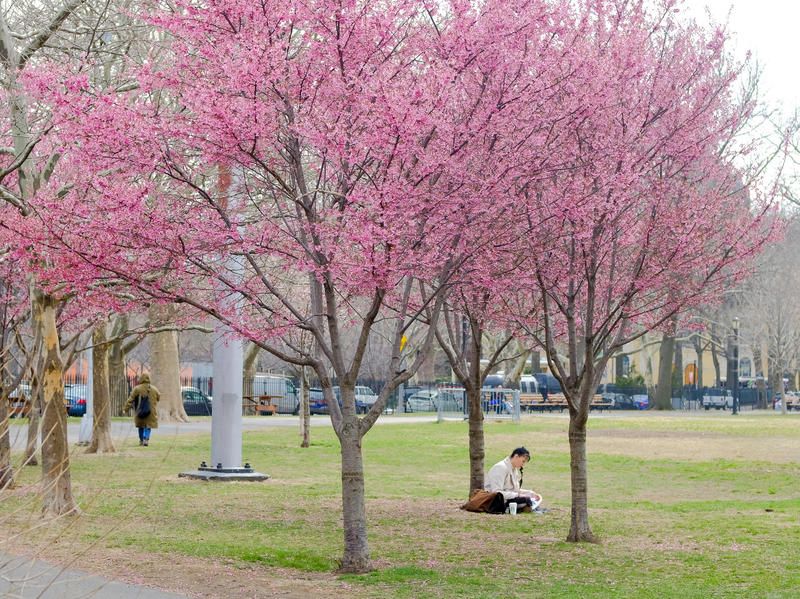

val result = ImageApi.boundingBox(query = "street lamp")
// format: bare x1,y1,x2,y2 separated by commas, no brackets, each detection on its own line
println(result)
732,317,739,415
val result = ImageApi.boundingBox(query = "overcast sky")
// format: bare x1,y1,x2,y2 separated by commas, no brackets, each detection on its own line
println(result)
689,0,799,113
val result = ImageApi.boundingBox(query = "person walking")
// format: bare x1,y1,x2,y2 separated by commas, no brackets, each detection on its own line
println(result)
124,373,160,446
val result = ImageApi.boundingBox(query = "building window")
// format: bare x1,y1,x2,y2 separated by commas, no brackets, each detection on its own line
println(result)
739,358,751,378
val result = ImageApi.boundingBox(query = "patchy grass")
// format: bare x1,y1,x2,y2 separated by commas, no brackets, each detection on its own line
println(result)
1,412,798,598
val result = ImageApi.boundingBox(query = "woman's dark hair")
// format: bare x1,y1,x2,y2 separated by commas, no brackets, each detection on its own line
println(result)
510,447,531,460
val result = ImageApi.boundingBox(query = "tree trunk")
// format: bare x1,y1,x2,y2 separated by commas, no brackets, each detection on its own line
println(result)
149,306,187,423
299,366,311,448
337,387,370,573
36,292,79,516
530,350,542,374
711,337,721,387
466,386,485,496
694,343,704,389
243,343,260,415
566,413,595,542
0,395,13,489
108,316,130,417
25,373,41,466
503,347,530,388
88,324,115,453
654,332,675,410
753,344,768,410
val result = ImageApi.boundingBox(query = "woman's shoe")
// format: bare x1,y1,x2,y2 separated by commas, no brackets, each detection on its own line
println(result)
143,440,149,446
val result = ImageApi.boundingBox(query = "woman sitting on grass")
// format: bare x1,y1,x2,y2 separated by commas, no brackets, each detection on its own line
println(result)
485,447,543,513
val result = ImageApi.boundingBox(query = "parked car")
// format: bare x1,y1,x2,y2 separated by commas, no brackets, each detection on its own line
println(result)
406,390,438,412
631,394,649,410
181,386,212,416
9,383,32,418
702,389,733,410
329,386,377,414
64,384,88,417
437,389,465,411
354,385,379,411
308,388,335,415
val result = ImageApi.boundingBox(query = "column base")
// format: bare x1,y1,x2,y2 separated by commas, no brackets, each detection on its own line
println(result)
179,462,269,482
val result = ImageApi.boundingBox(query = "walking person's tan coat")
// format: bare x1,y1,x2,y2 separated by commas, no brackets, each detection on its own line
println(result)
124,373,160,429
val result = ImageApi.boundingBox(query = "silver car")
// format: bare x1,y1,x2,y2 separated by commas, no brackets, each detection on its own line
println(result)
406,390,437,412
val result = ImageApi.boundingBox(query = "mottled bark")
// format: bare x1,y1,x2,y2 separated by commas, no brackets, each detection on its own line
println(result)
88,324,115,453
243,343,260,415
36,292,79,516
149,306,187,422
25,373,41,466
108,315,130,417
503,347,530,388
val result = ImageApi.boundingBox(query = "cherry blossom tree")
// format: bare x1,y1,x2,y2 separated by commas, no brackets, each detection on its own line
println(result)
16,0,566,571
508,0,781,542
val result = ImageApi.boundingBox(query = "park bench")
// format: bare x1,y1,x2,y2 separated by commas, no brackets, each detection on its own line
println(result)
519,393,612,412
519,393,569,412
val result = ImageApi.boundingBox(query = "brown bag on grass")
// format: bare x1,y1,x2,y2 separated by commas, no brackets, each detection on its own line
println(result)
460,490,506,513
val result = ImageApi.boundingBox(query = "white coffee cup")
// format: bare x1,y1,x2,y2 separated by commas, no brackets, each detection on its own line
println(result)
508,502,518,515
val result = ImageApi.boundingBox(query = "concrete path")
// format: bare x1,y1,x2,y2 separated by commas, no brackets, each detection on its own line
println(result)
0,552,187,598
7,413,442,451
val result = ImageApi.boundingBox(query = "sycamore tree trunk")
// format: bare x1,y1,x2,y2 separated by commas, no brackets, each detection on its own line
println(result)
299,366,310,448
466,386,485,496
149,307,187,423
243,343,260,415
567,401,595,542
0,394,13,489
337,386,369,573
654,332,675,410
108,316,130,417
88,324,115,453
503,347,530,388
36,292,79,516
25,373,41,466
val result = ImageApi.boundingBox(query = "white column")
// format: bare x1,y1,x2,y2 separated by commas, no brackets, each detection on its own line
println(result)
211,328,244,469
78,348,94,444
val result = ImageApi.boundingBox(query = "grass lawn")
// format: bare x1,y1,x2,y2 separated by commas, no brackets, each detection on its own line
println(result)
1,412,798,598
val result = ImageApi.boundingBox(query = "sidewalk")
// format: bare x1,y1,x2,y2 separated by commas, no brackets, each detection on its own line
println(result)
8,414,441,451
0,552,188,598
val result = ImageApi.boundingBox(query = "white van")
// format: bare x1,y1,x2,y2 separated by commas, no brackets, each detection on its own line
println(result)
248,374,299,414
702,389,733,410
